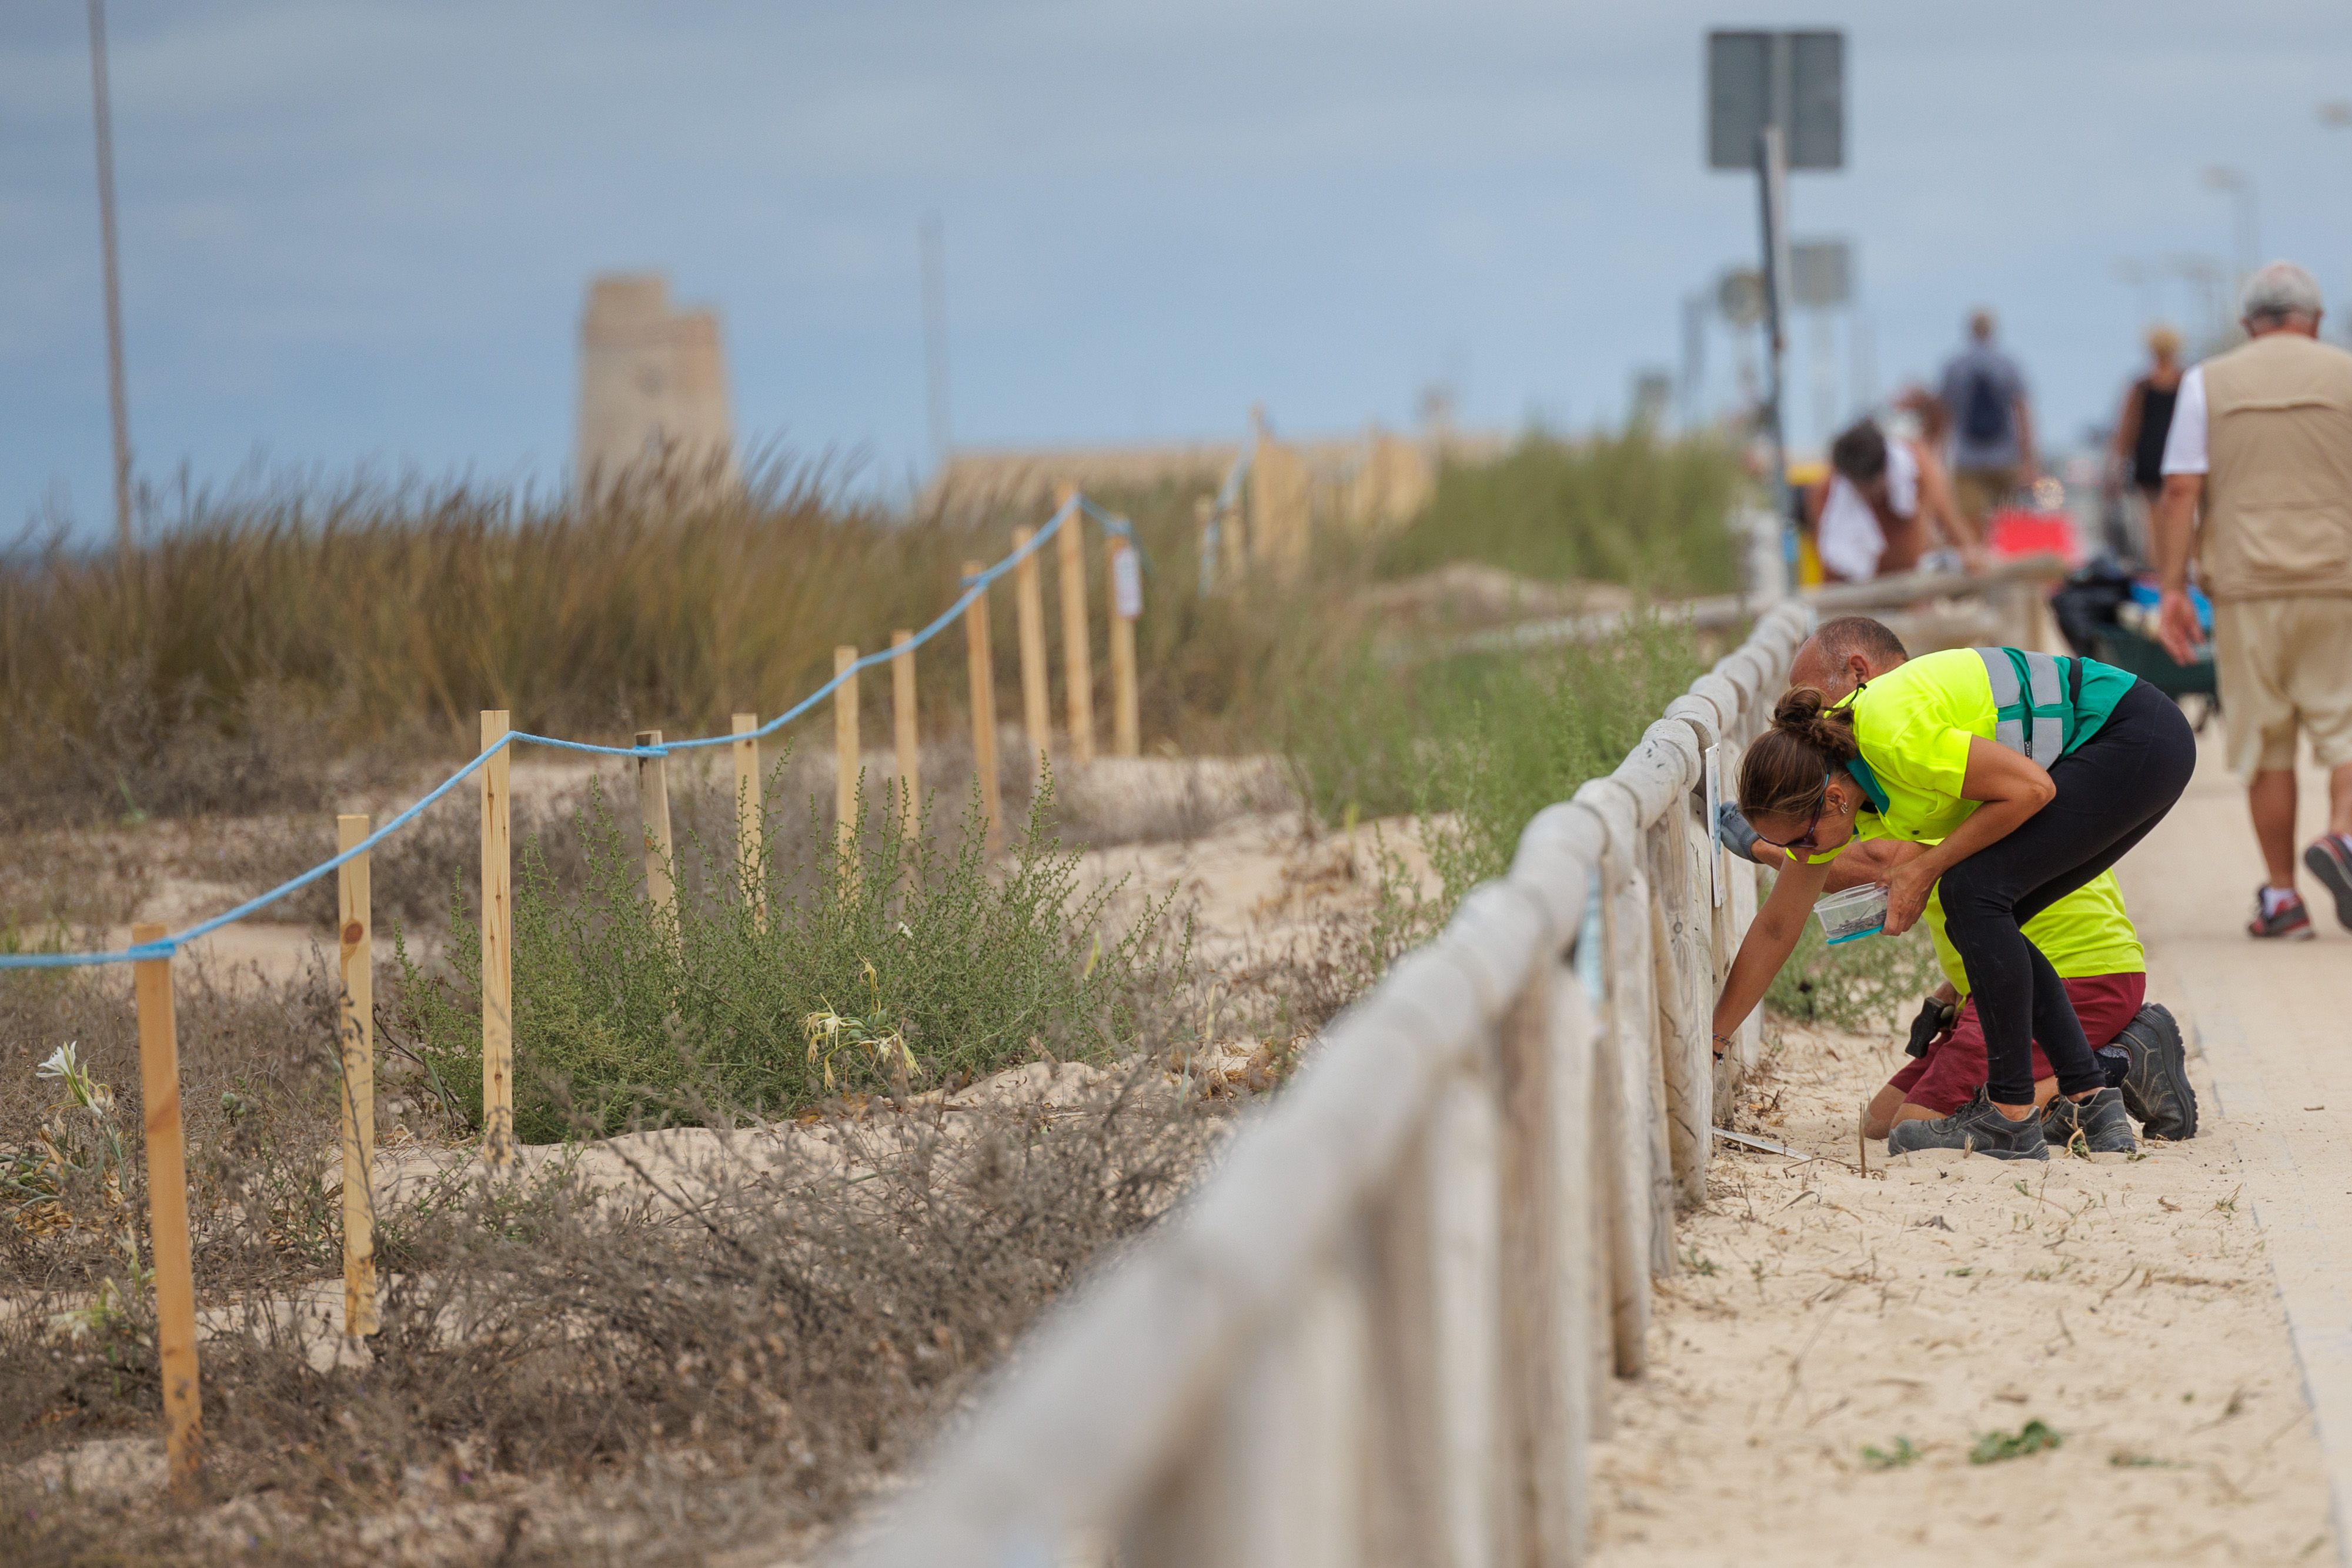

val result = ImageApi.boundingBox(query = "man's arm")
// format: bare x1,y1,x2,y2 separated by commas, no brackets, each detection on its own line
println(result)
1745,833,1923,892
2152,365,2209,664
2013,393,2039,484
1910,442,1984,565
2152,473,2206,663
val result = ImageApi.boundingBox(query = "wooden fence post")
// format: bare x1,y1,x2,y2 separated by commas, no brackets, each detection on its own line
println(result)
480,711,514,1171
962,561,1003,856
335,815,377,1339
891,630,920,840
834,646,861,887
1359,1130,1446,1567
131,921,202,1490
1496,957,1580,1563
635,730,674,917
1107,532,1141,758
1647,811,1713,1205
1013,525,1053,772
1429,1065,1511,1567
1054,483,1095,766
731,713,765,928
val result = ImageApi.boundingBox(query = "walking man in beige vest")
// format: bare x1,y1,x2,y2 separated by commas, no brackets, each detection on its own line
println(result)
2154,261,2352,940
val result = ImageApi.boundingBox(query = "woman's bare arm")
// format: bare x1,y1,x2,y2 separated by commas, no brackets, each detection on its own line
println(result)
1879,738,2054,935
1710,851,1833,1049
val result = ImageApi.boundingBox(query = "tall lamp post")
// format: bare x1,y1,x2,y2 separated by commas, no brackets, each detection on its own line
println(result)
88,0,134,558
2201,165,2259,297
2320,105,2351,340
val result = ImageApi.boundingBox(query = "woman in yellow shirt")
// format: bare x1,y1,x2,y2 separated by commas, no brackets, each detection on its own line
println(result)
1710,634,2197,1160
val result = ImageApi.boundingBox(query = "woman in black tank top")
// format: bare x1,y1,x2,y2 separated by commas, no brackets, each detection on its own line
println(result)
2112,326,2184,497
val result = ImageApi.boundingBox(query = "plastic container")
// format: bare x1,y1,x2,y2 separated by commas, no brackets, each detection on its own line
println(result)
1813,884,1888,945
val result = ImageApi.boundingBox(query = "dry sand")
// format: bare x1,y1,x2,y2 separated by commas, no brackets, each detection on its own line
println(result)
1589,1015,2336,1566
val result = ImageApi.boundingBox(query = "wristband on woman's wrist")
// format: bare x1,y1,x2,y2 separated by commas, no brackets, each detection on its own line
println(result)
1712,1031,1735,1059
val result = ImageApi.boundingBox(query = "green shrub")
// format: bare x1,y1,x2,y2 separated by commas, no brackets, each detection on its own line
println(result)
1285,620,1705,905
390,772,1189,1144
1378,430,1743,595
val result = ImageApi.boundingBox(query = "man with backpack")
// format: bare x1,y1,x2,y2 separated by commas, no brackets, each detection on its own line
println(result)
1939,309,2039,540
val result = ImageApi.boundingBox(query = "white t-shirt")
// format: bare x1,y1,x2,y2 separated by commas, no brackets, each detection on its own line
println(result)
2158,364,2208,475
1816,440,1920,581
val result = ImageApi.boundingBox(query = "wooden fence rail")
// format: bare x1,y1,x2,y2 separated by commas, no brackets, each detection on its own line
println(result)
821,599,1816,1568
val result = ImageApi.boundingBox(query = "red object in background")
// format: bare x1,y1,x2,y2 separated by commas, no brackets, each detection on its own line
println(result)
1987,507,2082,566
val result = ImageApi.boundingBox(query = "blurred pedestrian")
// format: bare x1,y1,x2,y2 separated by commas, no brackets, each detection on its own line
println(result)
2152,261,2352,938
1939,309,2039,540
2106,325,2185,561
1806,417,1979,581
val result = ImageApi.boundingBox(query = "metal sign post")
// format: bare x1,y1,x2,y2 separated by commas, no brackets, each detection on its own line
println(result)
1756,125,1795,572
1708,28,1845,581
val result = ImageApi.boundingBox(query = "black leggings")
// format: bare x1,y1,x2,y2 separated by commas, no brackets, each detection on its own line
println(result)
1937,680,2196,1105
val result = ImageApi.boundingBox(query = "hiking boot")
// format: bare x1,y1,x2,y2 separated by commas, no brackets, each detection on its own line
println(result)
2249,887,2314,941
2113,1003,2197,1141
2042,1088,2137,1155
2307,834,2352,934
1886,1088,2050,1161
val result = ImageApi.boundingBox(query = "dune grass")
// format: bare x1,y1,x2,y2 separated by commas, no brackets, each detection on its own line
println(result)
0,433,1748,833
1379,429,1743,596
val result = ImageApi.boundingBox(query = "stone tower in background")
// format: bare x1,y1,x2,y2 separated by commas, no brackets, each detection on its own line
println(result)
575,273,735,495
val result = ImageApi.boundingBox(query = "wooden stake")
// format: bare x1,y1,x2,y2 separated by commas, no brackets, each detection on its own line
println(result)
731,713,764,928
891,630,919,840
1193,494,1217,595
834,646,861,887
1054,483,1095,766
479,711,514,1171
335,814,376,1339
963,560,1003,856
1012,524,1053,771
635,729,674,917
132,922,202,1491
1107,533,1141,758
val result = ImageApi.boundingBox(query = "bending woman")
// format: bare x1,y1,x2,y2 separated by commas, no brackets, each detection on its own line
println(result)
1709,630,2197,1159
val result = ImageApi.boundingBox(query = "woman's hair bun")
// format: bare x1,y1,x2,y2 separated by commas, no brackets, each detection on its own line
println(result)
1769,686,1860,763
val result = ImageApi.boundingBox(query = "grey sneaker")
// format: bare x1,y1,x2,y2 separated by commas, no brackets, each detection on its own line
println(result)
1887,1088,2050,1161
2307,834,2352,934
2042,1088,2137,1155
2113,1004,2197,1140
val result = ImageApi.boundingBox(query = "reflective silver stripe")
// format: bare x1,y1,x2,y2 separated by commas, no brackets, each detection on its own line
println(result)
1975,646,2021,708
1996,717,2027,755
2029,715,2063,764
2023,651,2063,708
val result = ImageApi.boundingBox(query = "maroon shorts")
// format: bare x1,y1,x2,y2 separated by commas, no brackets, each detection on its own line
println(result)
1886,972,2147,1115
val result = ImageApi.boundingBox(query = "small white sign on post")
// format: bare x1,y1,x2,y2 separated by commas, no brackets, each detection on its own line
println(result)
1704,744,1725,907
1112,546,1143,620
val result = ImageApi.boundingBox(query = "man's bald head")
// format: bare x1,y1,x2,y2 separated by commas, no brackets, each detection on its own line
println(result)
1788,615,1909,701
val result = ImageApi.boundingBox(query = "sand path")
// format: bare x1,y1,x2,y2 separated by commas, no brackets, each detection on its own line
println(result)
2127,734,2352,1554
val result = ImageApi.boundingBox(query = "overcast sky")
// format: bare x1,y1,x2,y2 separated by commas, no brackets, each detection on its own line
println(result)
6,1,2351,537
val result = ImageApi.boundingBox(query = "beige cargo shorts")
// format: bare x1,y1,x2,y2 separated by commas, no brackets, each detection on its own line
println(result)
2211,595,2352,778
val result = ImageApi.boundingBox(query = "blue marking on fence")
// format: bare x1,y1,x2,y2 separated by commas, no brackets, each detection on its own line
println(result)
0,493,1084,971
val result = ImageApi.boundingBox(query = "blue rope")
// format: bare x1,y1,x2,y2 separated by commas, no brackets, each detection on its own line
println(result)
1076,496,1151,577
0,493,1085,971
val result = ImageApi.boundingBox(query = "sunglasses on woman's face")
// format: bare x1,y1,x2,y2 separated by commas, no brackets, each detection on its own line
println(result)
1751,778,1835,853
